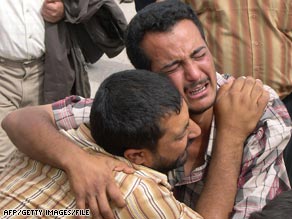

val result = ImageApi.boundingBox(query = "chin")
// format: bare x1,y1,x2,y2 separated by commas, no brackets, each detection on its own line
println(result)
189,95,216,114
189,102,213,114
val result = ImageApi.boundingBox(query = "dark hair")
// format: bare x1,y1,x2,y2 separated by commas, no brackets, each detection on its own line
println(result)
90,69,182,157
125,0,205,70
249,190,292,219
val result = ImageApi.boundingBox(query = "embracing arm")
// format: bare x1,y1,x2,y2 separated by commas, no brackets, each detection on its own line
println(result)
2,105,78,168
1,104,126,219
195,77,269,219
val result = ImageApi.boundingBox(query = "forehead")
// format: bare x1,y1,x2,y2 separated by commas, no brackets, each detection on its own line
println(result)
141,19,206,68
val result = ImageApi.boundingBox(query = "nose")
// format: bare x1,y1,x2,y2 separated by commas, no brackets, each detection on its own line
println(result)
183,61,201,82
187,119,201,139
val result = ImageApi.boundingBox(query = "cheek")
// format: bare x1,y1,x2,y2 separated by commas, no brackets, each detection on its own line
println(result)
168,74,184,93
203,55,216,75
201,60,217,85
174,139,188,155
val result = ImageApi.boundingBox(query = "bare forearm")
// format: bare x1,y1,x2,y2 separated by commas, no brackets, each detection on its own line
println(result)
2,105,128,218
195,77,269,219
195,131,244,219
1,105,85,171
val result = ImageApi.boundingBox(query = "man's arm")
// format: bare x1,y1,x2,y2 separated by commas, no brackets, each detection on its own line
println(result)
1,105,127,219
195,77,270,219
231,85,292,218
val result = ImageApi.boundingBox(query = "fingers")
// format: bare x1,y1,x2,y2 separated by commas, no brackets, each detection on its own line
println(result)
113,163,135,174
216,78,234,103
240,77,269,109
106,182,126,208
68,153,129,219
249,79,263,100
215,75,269,140
96,190,115,219
232,76,267,107
88,196,102,219
217,76,247,103
250,79,269,108
75,197,86,219
230,76,247,92
74,186,116,219
42,0,64,23
257,90,270,112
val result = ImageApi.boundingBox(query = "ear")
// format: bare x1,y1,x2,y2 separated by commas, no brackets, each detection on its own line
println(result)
124,149,150,165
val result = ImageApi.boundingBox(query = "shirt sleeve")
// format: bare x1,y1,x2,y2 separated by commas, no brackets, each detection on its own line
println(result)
232,85,292,219
117,173,203,219
52,95,93,130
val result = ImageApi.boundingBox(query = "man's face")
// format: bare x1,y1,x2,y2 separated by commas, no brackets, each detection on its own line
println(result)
141,19,217,114
149,100,201,173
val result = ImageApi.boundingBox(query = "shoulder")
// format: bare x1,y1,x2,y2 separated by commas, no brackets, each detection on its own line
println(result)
114,168,171,197
262,84,291,127
112,170,203,218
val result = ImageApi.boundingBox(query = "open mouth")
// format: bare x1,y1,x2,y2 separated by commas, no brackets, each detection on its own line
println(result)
185,81,209,97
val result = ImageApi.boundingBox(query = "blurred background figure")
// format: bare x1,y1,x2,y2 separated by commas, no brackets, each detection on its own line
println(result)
0,0,64,173
0,0,127,174
43,0,127,103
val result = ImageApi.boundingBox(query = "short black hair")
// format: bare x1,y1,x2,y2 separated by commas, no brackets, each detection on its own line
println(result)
90,69,182,157
125,0,205,70
249,190,292,219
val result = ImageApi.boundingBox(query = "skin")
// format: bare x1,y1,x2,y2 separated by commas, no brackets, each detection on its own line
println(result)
124,100,201,173
1,77,268,219
141,19,222,172
1,104,129,219
142,19,217,115
1,18,269,219
42,0,64,23
141,19,269,219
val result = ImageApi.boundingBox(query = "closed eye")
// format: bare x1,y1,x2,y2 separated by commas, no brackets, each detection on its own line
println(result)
176,121,190,141
190,46,207,60
159,61,181,75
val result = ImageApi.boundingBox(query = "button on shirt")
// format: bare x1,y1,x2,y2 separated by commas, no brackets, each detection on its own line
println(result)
0,0,45,60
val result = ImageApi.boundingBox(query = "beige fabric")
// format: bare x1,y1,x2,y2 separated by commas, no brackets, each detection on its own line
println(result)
0,57,44,172
0,125,203,219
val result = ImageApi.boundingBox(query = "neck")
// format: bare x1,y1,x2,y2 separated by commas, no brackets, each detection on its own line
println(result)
190,107,213,130
184,107,213,176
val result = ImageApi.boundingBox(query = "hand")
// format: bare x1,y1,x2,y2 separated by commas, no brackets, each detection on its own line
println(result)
65,151,135,219
195,77,269,219
215,76,269,141
42,0,65,23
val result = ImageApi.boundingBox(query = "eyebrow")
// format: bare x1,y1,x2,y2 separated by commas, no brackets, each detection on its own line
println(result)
159,46,207,73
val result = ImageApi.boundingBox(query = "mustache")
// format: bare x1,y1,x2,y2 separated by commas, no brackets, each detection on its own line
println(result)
184,77,209,91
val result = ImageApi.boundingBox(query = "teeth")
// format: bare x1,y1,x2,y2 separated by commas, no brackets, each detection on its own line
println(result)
190,86,206,95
